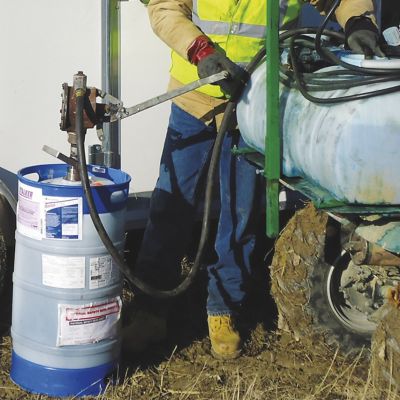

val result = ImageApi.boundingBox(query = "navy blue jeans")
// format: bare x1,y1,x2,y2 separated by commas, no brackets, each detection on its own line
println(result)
135,104,261,316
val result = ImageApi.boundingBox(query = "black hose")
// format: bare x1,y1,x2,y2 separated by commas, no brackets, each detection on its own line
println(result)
279,27,344,43
76,92,202,299
314,0,400,76
75,48,264,299
281,53,400,90
280,0,400,103
289,35,400,103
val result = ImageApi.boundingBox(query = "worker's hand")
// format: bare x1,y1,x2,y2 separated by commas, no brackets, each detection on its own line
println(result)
345,17,385,58
197,52,246,96
187,35,247,96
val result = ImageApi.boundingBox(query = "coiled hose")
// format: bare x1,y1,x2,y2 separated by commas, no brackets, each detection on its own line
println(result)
279,0,400,103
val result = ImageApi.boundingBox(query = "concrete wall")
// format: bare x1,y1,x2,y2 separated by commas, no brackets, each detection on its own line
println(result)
0,1,170,192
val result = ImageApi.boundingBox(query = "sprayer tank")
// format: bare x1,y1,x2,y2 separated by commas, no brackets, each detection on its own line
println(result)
237,63,400,204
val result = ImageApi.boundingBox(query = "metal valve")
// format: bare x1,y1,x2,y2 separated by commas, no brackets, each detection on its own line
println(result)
59,80,107,133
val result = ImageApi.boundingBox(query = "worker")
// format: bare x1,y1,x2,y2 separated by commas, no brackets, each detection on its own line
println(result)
380,0,400,55
381,0,400,32
124,0,383,360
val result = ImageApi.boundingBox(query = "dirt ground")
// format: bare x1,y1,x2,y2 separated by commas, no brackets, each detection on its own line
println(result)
0,325,386,400
1,212,400,400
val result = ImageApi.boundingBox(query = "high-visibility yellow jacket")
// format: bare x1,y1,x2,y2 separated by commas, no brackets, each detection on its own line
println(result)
148,0,377,120
170,0,303,97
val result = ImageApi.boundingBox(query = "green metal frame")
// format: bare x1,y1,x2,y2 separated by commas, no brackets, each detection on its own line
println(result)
265,0,280,238
263,2,400,237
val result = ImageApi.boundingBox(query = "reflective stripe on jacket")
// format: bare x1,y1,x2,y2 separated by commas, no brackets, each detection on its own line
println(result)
170,0,303,98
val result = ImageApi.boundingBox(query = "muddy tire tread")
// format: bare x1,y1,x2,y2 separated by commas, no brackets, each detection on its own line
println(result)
270,203,370,353
371,304,400,393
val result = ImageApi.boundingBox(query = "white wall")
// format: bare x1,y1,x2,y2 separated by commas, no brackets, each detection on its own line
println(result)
0,1,170,192
120,1,170,192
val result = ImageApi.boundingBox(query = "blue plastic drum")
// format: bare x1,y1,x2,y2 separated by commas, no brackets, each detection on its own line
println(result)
10,164,130,397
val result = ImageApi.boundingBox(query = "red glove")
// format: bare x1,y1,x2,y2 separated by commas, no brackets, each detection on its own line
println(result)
187,35,216,65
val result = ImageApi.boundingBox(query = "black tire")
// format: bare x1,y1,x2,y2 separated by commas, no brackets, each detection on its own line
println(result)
0,232,7,298
371,304,400,394
0,196,15,332
270,203,372,354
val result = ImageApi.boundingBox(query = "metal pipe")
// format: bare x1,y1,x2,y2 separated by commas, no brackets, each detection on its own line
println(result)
101,0,121,168
346,235,400,266
374,0,381,30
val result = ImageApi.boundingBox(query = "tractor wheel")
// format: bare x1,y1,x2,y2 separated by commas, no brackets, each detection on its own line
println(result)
270,203,375,354
371,304,400,394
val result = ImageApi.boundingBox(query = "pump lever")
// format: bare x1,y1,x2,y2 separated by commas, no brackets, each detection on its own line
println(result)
42,145,79,169
60,70,229,133
110,70,229,121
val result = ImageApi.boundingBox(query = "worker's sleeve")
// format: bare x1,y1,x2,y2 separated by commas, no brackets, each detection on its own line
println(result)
148,0,203,59
307,0,376,27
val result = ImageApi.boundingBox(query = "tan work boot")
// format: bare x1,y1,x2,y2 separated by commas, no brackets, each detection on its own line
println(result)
208,315,241,360
122,308,167,354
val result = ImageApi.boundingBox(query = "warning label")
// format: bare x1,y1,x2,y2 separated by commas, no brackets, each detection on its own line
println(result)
57,297,121,346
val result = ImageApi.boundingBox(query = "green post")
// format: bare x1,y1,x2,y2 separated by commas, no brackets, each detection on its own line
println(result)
265,0,281,238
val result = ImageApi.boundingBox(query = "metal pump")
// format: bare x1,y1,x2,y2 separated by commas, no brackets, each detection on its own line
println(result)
43,70,229,182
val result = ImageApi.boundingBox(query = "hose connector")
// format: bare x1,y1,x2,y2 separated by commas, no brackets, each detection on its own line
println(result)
73,71,87,94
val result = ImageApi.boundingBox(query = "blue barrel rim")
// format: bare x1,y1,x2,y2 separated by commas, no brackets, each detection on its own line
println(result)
17,163,131,190
17,163,131,217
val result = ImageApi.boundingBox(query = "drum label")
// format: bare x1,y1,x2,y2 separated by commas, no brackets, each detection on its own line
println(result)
17,182,42,240
42,254,85,289
43,196,83,240
89,255,119,290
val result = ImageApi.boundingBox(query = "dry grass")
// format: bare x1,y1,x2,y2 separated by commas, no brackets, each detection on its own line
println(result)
2,332,400,400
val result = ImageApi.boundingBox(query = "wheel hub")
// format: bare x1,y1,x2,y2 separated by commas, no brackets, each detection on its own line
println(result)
326,253,400,333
